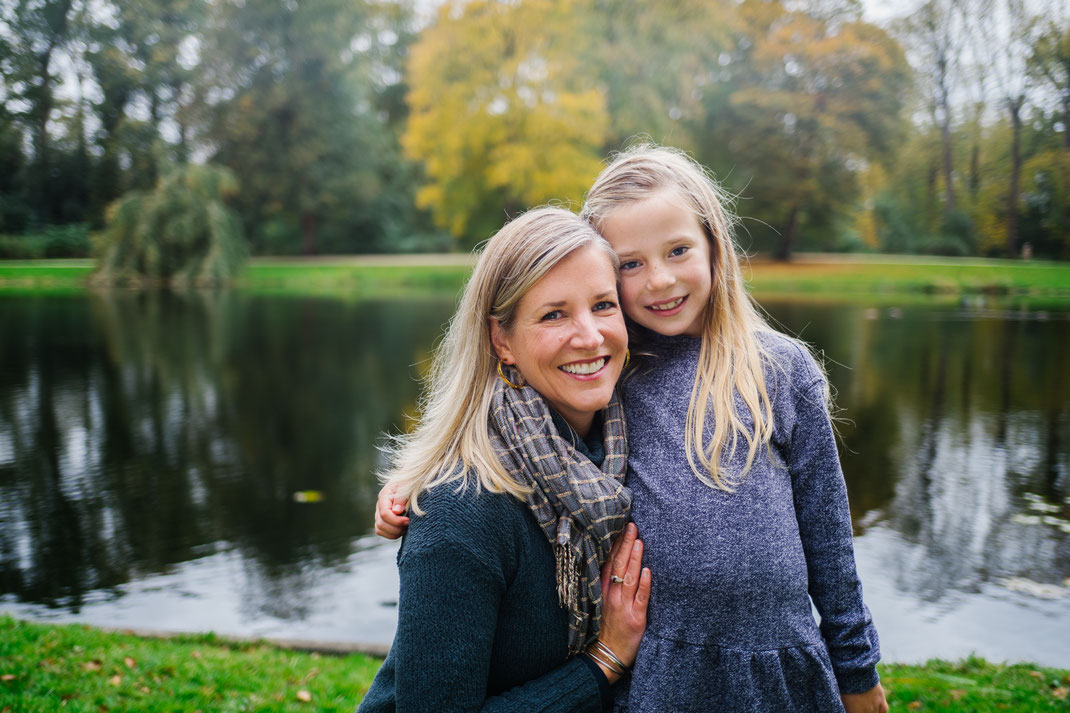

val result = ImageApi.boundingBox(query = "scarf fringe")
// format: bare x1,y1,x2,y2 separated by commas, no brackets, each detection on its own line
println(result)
555,543,579,611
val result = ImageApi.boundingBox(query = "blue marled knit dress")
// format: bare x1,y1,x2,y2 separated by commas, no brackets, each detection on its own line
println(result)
615,330,880,713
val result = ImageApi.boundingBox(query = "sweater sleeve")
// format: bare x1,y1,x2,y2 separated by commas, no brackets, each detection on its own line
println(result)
389,513,605,713
788,379,882,695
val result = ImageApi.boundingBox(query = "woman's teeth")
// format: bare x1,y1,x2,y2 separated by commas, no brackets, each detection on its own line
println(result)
560,358,606,375
649,297,684,311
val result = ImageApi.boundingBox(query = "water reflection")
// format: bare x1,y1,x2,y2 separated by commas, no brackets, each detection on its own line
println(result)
763,301,1070,608
2,294,1068,663
0,291,454,616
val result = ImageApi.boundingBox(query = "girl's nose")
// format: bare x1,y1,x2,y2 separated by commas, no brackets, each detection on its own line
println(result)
647,263,676,291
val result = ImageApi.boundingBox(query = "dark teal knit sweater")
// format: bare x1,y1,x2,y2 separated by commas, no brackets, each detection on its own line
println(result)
355,472,607,712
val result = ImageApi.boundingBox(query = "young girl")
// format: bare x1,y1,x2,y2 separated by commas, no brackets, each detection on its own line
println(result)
377,145,886,713
579,145,886,713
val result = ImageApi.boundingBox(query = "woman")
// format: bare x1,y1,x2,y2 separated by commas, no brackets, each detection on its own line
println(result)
357,207,651,712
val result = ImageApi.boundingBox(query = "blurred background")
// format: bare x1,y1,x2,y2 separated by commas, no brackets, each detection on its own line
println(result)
1,0,1068,669
0,0,1068,259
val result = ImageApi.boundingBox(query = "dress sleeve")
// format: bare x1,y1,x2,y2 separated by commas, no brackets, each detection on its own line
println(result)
390,523,606,713
788,379,882,695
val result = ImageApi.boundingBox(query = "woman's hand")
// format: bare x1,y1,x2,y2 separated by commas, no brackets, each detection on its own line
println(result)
588,523,651,684
374,482,410,539
841,683,888,713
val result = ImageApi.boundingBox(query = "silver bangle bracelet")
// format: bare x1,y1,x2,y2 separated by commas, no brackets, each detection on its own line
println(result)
586,647,627,677
587,639,629,675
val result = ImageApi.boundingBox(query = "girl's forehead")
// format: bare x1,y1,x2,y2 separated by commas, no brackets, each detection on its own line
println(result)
601,189,703,242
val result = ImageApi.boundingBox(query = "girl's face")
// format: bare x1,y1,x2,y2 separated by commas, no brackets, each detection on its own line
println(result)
598,189,712,337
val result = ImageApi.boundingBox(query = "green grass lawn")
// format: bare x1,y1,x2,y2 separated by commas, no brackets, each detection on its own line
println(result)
0,617,381,713
1,255,1069,304
2,617,1068,712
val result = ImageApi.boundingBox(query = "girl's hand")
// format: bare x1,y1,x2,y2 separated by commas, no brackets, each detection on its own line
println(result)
374,482,410,539
841,683,888,713
589,523,651,684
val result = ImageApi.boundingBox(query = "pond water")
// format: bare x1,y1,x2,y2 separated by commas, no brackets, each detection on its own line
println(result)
1,292,1068,666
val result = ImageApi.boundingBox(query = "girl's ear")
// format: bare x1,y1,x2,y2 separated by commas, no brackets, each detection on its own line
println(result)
489,318,514,364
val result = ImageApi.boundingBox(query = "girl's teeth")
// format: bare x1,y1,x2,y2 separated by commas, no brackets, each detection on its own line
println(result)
560,358,606,375
650,297,684,311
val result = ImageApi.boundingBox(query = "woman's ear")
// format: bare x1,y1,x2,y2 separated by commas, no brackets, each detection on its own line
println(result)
489,318,514,364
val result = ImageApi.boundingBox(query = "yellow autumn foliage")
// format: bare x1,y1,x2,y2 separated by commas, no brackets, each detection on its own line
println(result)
403,0,609,243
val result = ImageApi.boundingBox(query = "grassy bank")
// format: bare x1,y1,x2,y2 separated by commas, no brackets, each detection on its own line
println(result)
2,617,1068,712
0,255,1069,303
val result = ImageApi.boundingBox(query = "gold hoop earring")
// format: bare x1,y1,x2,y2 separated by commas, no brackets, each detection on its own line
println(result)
623,349,631,369
497,360,525,389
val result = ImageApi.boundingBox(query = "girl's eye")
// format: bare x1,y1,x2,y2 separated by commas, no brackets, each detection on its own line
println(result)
540,310,563,321
620,260,640,271
669,246,689,257
593,300,617,312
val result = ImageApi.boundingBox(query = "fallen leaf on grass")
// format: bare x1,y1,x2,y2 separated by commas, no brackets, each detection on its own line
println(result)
296,690,312,703
1030,671,1044,679
139,686,149,694
0,675,15,682
950,689,966,701
1052,686,1068,700
191,650,202,659
108,675,121,686
907,702,922,710
123,657,136,669
82,660,102,672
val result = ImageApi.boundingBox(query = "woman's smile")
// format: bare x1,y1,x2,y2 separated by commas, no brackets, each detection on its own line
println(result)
559,356,610,378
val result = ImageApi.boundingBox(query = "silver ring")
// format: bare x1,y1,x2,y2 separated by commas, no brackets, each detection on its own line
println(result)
610,575,624,584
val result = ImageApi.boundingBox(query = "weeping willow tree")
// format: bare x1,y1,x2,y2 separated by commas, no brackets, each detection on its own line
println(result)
93,162,247,287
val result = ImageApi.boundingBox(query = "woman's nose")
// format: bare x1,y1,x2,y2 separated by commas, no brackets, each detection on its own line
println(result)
571,313,604,350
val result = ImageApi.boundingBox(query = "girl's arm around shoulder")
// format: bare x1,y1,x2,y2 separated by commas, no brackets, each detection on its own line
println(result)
379,485,606,713
786,377,882,696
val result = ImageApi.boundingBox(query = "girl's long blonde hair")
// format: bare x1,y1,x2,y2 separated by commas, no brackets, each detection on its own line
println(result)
380,207,619,513
581,144,790,491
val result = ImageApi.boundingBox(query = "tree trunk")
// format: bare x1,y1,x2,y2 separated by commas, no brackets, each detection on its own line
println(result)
969,142,980,199
776,203,799,261
302,211,317,255
1006,96,1023,258
939,107,956,213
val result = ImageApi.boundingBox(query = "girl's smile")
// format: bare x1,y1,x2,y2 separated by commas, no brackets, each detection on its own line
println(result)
599,189,713,337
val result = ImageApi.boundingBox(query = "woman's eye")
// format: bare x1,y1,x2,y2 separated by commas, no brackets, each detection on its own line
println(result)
620,260,640,271
540,310,563,321
593,300,617,312
669,246,689,257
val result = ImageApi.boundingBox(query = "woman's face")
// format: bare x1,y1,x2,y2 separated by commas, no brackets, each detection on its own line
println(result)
491,245,627,437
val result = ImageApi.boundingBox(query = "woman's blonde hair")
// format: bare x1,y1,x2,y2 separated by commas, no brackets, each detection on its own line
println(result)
581,144,789,491
380,207,619,513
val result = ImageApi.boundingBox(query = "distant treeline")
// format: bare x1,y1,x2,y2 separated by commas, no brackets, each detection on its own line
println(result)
1,0,1067,259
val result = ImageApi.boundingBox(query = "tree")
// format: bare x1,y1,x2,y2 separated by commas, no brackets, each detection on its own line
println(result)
976,0,1045,257
0,0,81,225
92,161,247,286
194,0,408,254
721,0,911,258
586,0,732,153
894,0,971,217
1028,21,1070,151
403,0,609,244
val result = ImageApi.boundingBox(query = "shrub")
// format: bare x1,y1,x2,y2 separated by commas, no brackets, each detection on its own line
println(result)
92,163,247,287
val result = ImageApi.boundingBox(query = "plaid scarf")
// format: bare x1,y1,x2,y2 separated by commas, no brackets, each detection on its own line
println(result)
489,372,631,654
